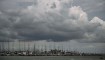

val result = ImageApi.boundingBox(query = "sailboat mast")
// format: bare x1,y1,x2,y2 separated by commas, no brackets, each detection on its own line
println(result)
24,40,25,51
19,40,20,51
8,39,10,52
28,41,30,51
12,41,14,52
34,43,36,52
0,43,1,52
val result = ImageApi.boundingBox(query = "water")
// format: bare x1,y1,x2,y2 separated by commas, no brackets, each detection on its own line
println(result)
0,56,104,60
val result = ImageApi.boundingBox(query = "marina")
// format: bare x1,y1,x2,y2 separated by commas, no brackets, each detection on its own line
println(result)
0,41,104,56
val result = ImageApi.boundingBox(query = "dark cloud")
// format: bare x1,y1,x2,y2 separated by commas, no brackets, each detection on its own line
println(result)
0,0,105,43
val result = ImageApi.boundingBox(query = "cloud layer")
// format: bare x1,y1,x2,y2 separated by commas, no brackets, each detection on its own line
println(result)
0,0,105,43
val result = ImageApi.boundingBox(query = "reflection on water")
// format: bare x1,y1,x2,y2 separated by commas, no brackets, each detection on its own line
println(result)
0,56,104,60
71,58,74,60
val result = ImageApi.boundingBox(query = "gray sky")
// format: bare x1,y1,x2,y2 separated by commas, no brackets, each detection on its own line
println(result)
0,0,105,53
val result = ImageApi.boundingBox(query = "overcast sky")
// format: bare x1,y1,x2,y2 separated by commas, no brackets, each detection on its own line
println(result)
0,0,105,53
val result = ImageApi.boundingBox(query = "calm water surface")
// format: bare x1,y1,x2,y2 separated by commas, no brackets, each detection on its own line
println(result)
0,56,104,60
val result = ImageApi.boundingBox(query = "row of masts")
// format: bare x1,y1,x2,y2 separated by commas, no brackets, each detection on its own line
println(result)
0,40,105,54
0,41,67,52
0,40,104,56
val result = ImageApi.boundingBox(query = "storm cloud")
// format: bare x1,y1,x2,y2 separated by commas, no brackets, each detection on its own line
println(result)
0,0,105,43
